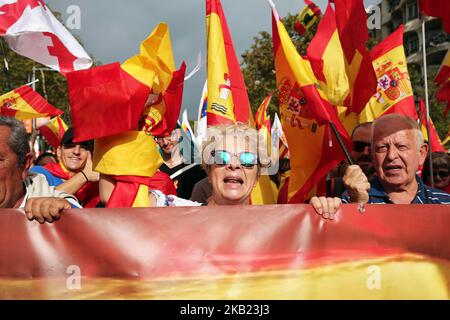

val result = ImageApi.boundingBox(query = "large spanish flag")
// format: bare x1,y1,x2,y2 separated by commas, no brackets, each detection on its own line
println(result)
326,0,377,114
0,85,63,120
206,0,251,125
68,23,186,142
38,116,68,149
271,2,351,203
1,204,449,300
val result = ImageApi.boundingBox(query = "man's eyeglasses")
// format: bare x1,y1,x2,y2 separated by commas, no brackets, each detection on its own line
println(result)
433,170,449,178
211,150,257,168
353,141,371,152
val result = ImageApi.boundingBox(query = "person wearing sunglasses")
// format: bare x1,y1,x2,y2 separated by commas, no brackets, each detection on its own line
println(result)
422,152,450,193
351,122,375,180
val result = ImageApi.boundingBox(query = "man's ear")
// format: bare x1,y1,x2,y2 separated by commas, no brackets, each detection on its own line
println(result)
56,146,62,161
418,143,429,166
21,153,34,180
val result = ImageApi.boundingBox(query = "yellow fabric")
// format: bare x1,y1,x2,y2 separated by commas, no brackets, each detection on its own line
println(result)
206,10,237,123
132,184,152,207
298,5,319,32
121,22,177,133
93,131,162,177
273,18,329,202
43,116,68,137
251,174,277,205
0,89,48,120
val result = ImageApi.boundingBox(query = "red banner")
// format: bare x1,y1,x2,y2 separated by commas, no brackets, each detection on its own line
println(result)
0,205,449,299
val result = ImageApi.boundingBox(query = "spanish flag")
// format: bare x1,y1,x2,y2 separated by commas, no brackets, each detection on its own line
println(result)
68,23,186,142
294,0,322,36
326,0,377,114
0,85,62,120
270,2,351,203
418,99,446,153
38,116,68,149
254,93,272,131
339,25,414,133
206,0,251,125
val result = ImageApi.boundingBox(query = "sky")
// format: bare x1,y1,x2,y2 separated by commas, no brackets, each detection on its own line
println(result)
45,0,380,120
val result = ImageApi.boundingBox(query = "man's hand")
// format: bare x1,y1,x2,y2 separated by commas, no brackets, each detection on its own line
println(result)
82,151,99,182
24,197,71,224
343,165,370,204
310,196,341,220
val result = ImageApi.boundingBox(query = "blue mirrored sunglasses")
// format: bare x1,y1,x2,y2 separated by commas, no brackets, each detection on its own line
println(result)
211,150,257,168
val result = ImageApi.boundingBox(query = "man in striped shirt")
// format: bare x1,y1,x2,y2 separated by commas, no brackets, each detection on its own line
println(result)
311,114,449,218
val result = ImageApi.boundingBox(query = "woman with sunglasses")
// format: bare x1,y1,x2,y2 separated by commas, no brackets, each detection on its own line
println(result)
422,152,450,193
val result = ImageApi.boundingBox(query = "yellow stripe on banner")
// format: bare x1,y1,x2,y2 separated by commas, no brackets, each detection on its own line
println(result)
1,253,448,299
206,12,236,123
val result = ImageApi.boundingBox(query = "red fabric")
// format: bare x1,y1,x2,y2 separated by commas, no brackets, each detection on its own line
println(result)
331,0,377,114
44,163,100,208
277,177,289,204
67,62,150,142
107,171,177,208
436,82,450,118
150,62,186,137
419,0,450,34
418,99,446,152
206,0,251,124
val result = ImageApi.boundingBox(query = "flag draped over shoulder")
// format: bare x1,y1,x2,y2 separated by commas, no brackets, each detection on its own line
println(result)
294,0,322,36
327,0,377,114
206,0,250,125
0,85,62,120
38,116,68,148
0,0,92,74
270,2,351,203
418,0,450,34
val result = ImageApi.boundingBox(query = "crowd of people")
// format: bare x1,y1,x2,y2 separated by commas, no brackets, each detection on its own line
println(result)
0,112,449,224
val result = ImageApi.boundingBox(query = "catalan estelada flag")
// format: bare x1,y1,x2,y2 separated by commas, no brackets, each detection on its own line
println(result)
0,85,62,120
294,0,322,36
206,0,251,125
38,116,68,149
419,0,450,34
326,0,377,114
270,2,351,203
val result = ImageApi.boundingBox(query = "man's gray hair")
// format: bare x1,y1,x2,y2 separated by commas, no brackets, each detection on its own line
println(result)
0,116,30,165
372,114,424,153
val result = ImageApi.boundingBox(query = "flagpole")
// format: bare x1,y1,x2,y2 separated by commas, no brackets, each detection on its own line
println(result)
329,122,353,165
0,39,12,91
421,17,434,187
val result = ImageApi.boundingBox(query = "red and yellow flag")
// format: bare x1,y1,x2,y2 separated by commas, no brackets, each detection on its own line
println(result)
68,23,186,142
206,0,251,125
254,93,272,131
435,50,450,118
294,0,322,36
0,85,62,120
38,116,68,149
325,0,377,114
271,3,351,203
418,99,446,153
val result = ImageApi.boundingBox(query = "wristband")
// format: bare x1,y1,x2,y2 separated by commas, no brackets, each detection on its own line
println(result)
80,170,89,183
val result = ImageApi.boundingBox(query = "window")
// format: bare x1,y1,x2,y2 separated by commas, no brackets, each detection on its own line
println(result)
406,1,418,21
